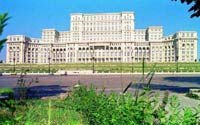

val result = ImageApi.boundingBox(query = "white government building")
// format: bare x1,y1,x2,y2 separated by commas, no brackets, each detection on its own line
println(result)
6,12,198,64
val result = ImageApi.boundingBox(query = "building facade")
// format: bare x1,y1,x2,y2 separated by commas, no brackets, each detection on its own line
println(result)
6,12,198,64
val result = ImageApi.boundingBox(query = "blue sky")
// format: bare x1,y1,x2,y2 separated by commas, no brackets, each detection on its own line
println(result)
0,0,200,60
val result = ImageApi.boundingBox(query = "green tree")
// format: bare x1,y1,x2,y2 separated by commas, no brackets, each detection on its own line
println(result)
172,0,200,18
0,13,10,52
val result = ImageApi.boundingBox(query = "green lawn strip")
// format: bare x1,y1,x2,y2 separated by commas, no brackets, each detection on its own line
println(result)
0,62,200,73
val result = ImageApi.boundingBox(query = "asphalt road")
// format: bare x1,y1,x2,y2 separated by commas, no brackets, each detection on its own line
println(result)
1,74,200,92
1,74,200,108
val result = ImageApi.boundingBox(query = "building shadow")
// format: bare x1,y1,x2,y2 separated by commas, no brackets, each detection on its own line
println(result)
163,76,200,84
131,83,200,93
13,85,70,99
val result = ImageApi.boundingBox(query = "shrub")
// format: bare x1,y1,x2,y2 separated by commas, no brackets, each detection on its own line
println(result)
0,88,14,99
0,88,16,124
186,92,199,100
66,85,200,125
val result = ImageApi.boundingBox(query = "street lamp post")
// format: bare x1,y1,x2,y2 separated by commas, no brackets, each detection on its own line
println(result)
92,57,95,73
176,56,179,72
142,57,145,82
76,50,79,71
132,56,134,73
13,57,16,72
120,50,123,93
29,62,31,73
48,57,51,74
13,51,16,72
48,44,52,75
91,45,95,74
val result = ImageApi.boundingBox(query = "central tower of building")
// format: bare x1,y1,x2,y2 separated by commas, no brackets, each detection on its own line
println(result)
70,12,135,43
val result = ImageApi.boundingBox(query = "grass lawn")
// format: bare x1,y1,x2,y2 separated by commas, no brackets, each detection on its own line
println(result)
0,62,200,73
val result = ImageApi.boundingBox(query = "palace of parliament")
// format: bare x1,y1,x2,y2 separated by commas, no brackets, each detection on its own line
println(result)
6,12,198,64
